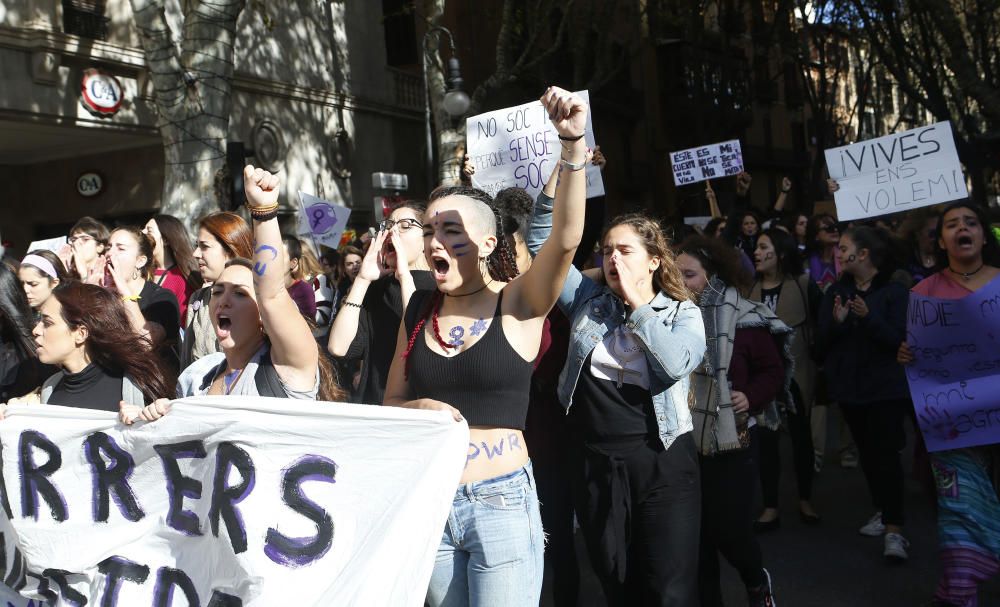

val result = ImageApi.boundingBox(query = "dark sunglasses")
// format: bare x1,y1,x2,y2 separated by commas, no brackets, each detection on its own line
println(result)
378,218,422,232
820,225,840,233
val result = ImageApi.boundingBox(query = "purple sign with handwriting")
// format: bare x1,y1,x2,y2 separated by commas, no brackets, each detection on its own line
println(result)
905,279,1000,452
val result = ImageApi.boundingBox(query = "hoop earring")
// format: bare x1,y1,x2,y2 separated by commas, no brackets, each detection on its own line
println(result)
131,268,140,281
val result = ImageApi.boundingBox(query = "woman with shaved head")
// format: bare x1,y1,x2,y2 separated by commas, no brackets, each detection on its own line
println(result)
383,86,589,606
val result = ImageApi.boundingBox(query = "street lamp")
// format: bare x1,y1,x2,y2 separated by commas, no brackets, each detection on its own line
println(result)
423,26,470,189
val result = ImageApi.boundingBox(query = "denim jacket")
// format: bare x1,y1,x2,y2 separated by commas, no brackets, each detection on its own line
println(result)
526,193,707,450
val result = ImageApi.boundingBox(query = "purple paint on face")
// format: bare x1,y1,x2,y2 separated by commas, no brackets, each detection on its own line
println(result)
452,241,470,257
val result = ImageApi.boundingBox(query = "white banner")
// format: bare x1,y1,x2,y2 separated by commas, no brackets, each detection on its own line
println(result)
825,121,968,221
296,192,352,250
0,398,467,606
466,90,605,200
670,140,744,186
26,238,67,256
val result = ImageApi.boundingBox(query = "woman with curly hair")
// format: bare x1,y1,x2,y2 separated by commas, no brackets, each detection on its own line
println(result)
526,201,707,604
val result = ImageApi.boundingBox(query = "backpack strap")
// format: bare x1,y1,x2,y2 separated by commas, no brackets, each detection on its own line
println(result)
121,376,146,406
254,351,287,398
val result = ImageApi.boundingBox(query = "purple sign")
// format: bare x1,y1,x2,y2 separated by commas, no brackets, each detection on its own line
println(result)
306,202,338,234
905,278,1000,451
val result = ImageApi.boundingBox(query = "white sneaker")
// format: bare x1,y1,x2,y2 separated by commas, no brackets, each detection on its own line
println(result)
883,532,910,561
859,511,886,536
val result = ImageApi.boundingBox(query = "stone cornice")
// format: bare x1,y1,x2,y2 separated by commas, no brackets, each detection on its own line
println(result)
0,26,423,122
0,26,147,71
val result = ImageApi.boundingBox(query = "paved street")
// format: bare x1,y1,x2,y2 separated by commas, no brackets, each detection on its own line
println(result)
542,420,1000,606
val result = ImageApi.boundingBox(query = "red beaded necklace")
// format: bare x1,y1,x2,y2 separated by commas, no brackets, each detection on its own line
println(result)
430,295,455,350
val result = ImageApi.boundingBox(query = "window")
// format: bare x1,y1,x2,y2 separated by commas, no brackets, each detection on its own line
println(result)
382,0,418,67
62,0,109,41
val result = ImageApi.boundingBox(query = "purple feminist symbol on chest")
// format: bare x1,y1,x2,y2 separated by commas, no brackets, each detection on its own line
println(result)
448,326,465,347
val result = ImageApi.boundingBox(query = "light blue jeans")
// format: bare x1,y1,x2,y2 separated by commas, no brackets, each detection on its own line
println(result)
426,462,544,606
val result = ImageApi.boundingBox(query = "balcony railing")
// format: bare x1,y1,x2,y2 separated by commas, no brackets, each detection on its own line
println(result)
388,67,424,112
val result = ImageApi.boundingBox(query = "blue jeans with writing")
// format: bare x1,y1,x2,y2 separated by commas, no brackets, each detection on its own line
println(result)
426,462,544,607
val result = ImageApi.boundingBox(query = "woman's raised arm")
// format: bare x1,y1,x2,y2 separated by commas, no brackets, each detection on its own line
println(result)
244,166,318,389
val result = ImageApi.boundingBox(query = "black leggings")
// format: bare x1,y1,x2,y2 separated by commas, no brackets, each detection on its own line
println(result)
841,400,907,526
573,433,702,607
758,385,815,505
699,433,766,607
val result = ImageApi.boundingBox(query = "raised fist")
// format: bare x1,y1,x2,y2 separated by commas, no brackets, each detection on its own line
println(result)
244,165,280,208
541,87,587,140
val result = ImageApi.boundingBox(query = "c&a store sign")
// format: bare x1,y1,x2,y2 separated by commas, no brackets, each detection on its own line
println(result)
80,68,124,117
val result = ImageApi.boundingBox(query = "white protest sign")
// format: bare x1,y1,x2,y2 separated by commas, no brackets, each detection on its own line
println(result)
0,585,44,606
825,121,968,221
670,140,744,186
26,237,67,255
297,192,351,250
466,90,605,200
0,398,468,606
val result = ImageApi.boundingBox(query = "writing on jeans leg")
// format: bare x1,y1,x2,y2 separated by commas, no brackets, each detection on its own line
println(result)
465,433,523,467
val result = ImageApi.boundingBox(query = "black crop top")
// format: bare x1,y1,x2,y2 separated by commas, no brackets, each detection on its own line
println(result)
404,290,534,429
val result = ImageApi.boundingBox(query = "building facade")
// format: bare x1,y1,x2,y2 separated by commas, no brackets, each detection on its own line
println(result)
0,0,427,252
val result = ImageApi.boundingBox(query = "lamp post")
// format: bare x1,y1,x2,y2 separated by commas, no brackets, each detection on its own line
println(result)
422,26,471,190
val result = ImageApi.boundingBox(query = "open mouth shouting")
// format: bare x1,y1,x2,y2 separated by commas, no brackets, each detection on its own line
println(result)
956,234,975,247
431,254,451,282
216,314,233,341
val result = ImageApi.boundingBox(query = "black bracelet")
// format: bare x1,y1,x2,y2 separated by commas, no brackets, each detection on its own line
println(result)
342,301,362,309
558,133,585,142
249,208,279,222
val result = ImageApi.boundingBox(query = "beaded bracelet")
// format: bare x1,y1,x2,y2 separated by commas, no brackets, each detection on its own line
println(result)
248,202,279,222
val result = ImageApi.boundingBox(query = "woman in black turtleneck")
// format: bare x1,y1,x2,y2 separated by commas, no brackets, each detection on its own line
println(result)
31,282,174,410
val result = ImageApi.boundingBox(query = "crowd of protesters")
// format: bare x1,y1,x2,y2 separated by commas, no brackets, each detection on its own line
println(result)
1,86,999,607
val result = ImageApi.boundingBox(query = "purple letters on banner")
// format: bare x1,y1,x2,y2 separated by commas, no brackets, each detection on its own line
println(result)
905,278,1000,451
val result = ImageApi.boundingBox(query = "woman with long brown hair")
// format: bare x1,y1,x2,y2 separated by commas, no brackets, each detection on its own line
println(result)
526,205,707,603
899,201,1000,605
181,212,254,368
1,263,47,402
144,214,202,324
123,166,342,425
28,282,174,410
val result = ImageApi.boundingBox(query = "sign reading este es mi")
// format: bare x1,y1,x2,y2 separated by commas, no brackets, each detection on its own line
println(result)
670,140,744,187
825,121,968,221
